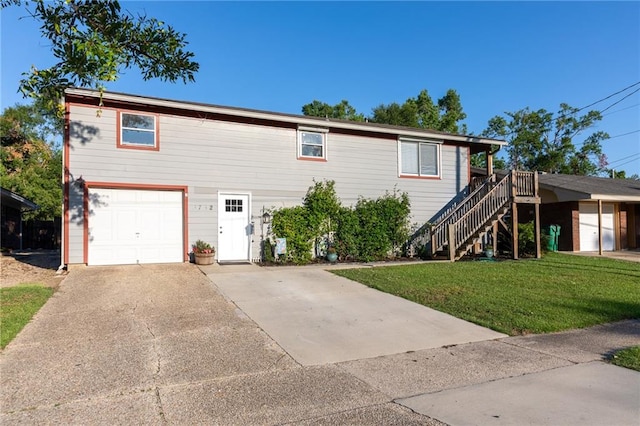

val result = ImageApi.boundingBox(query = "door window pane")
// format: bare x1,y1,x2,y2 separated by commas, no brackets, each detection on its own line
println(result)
225,199,243,212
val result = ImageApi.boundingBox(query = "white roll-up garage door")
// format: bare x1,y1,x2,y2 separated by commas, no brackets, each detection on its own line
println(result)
88,188,184,265
579,202,615,252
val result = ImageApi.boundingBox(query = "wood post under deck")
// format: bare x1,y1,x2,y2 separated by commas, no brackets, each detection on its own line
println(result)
534,172,541,259
510,170,541,260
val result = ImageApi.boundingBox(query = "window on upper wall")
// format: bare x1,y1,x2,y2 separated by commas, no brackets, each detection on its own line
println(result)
399,139,441,178
298,128,328,160
119,112,158,149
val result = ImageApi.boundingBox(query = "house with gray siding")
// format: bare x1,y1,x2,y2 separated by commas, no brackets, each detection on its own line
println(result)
63,88,505,266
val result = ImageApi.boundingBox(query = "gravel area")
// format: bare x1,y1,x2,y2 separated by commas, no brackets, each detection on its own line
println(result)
0,250,64,289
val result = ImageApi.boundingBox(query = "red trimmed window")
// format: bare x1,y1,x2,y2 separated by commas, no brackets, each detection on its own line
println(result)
399,140,441,178
118,112,158,149
298,128,328,160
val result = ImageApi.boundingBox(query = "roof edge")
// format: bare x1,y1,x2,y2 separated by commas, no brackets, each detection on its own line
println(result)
64,88,507,147
1,187,39,210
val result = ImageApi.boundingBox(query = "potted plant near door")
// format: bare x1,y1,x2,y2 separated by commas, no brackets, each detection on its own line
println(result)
192,240,215,265
326,246,338,263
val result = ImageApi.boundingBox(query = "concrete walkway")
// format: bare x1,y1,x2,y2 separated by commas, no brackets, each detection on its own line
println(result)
1,263,639,425
566,248,640,263
204,265,504,365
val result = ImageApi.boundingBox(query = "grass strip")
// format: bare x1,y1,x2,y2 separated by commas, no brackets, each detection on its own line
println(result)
333,252,640,335
1,285,53,349
610,346,640,371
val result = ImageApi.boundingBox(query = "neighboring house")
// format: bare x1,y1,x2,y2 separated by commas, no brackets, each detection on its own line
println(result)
535,173,640,252
63,88,507,266
472,168,640,253
1,187,38,250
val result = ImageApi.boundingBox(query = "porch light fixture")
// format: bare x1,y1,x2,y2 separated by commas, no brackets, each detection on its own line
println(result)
262,211,271,224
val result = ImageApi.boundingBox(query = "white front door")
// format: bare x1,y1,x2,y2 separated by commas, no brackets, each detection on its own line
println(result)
88,188,184,265
218,193,251,261
579,202,615,251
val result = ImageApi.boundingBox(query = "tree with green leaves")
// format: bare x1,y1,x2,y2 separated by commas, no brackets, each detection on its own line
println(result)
482,104,609,175
1,103,62,220
301,100,365,122
302,89,468,134
2,0,199,116
371,89,468,133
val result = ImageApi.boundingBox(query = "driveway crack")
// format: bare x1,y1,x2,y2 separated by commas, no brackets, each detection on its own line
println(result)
142,319,166,423
144,322,161,376
154,387,168,424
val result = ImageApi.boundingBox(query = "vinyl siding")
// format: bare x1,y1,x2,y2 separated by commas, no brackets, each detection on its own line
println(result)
66,104,469,263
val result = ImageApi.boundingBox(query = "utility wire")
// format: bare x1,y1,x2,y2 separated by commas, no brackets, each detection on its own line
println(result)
573,129,639,147
574,81,639,113
602,103,639,117
555,81,640,119
611,156,640,168
605,129,640,140
607,152,640,166
600,88,640,114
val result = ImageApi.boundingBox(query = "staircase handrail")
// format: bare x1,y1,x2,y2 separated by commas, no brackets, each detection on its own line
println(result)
430,174,496,254
432,175,495,226
448,173,512,257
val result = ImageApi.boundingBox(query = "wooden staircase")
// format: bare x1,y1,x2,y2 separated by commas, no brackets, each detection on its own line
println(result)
428,170,540,261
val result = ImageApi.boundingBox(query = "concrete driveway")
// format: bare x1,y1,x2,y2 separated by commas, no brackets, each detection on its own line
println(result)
0,264,432,424
205,265,504,365
2,263,638,425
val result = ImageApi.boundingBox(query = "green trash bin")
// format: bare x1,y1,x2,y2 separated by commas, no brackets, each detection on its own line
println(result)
548,225,560,251
544,226,554,251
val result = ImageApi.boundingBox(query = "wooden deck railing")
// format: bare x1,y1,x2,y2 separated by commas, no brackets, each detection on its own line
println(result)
430,170,538,257
512,170,537,197
447,174,511,259
430,174,496,254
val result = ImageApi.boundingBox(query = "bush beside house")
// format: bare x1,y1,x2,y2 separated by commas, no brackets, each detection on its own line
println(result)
269,180,411,264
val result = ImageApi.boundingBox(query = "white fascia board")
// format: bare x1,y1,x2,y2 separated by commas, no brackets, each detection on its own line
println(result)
590,194,640,202
66,88,506,147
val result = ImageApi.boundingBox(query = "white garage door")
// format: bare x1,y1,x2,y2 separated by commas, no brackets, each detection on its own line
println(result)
88,188,183,265
579,202,615,252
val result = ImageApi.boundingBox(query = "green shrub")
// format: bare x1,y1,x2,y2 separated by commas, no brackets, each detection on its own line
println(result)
335,207,359,259
269,180,412,264
354,198,390,261
518,221,550,256
263,238,275,263
377,190,411,254
271,206,313,264
303,180,340,236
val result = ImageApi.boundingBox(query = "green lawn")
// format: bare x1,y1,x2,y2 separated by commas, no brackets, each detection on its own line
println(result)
610,346,640,371
333,252,640,335
1,285,53,349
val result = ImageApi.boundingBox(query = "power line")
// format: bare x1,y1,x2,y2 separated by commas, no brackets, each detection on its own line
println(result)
575,81,640,113
608,152,640,166
600,87,640,114
555,81,640,119
606,129,640,140
602,103,640,117
573,129,639,147
611,156,640,169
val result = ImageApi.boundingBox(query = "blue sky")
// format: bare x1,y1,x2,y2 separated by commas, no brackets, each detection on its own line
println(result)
2,1,639,175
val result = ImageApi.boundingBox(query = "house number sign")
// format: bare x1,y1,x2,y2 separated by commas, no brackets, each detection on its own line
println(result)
194,204,215,210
